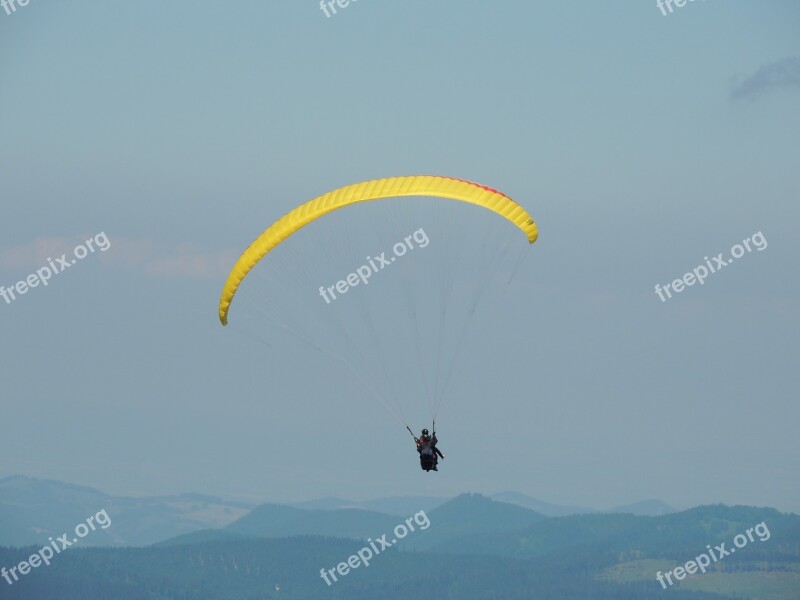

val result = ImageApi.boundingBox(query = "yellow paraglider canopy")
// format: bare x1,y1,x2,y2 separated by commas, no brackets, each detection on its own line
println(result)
219,175,538,325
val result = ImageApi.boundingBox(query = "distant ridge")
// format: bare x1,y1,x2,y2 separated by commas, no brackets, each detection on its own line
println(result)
0,475,253,547
606,498,676,516
291,495,448,515
490,491,594,516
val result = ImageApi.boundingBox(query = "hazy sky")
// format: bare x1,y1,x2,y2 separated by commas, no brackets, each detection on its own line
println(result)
1,1,798,513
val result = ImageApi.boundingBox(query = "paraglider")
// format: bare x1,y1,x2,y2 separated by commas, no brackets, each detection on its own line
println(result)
408,426,444,472
218,175,537,469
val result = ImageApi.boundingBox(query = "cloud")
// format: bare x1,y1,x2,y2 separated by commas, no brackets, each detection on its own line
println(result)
109,238,237,279
0,235,236,280
731,56,800,100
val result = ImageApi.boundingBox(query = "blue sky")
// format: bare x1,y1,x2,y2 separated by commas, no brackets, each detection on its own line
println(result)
1,1,798,512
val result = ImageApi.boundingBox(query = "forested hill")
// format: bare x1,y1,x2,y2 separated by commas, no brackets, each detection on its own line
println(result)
0,537,754,600
0,501,798,599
